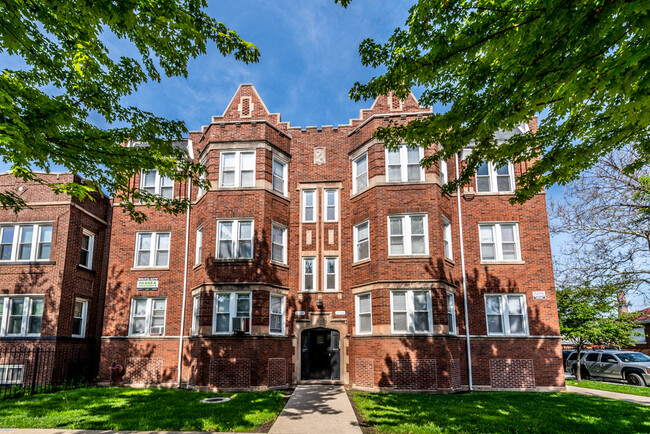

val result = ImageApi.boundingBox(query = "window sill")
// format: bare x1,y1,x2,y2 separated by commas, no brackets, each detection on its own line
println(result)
0,261,55,266
352,258,371,267
76,265,95,273
193,263,203,270
297,290,343,294
480,260,525,265
217,186,257,191
486,333,530,338
387,255,431,260
474,191,516,196
130,267,170,271
444,257,455,265
212,258,254,264
270,260,289,269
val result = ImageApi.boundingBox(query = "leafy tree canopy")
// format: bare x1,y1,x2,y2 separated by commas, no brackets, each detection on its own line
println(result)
1,0,259,222
348,0,649,203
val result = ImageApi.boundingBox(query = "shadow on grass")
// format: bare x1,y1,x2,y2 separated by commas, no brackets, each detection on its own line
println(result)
351,392,650,433
0,387,286,432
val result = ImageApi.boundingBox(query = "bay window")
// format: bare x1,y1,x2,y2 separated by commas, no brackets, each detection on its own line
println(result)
269,294,286,335
213,292,251,334
220,150,255,188
217,220,253,259
390,290,432,334
386,145,424,182
388,214,428,256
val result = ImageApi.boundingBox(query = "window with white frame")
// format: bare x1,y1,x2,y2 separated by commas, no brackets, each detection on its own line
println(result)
0,365,24,385
197,159,207,198
302,190,316,222
271,223,287,264
302,257,316,291
134,232,170,268
191,294,200,336
269,294,286,335
80,230,94,269
217,220,253,259
356,293,372,334
476,162,514,193
195,225,203,265
323,189,338,222
141,170,174,199
447,293,456,335
0,223,52,262
443,217,452,260
72,298,88,338
324,257,338,291
354,221,370,262
220,150,255,188
391,290,432,333
439,158,448,185
272,156,288,195
485,294,528,336
479,223,520,261
129,298,166,336
388,214,428,256
386,145,424,182
353,153,368,194
0,296,44,337
213,292,251,334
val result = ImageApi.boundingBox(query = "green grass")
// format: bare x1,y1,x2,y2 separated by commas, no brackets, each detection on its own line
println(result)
567,379,650,398
350,391,650,433
0,387,286,432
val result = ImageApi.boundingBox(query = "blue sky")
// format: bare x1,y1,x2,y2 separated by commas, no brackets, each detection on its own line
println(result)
1,1,644,310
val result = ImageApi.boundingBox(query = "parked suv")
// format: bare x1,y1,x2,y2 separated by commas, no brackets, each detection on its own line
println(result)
570,350,650,386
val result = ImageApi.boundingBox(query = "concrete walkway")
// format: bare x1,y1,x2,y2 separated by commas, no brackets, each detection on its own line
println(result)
566,385,650,406
269,385,362,434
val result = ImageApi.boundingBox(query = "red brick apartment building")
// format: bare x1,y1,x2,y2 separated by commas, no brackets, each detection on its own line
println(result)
96,84,564,392
0,173,110,386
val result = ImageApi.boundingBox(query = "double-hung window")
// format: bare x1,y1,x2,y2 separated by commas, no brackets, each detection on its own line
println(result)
447,293,456,335
324,257,338,291
353,153,368,194
439,158,448,185
323,189,338,222
213,292,251,334
390,290,432,334
302,257,316,291
0,296,44,336
269,294,286,335
302,190,316,222
220,150,255,188
72,298,89,338
129,298,166,336
443,218,453,260
195,225,203,265
386,145,424,182
485,294,528,336
271,223,287,264
476,162,514,193
0,223,52,262
196,158,207,199
135,232,170,268
191,294,200,336
479,223,520,261
355,293,372,334
217,220,253,259
0,365,24,385
353,221,370,262
80,230,95,269
272,156,288,196
388,214,428,256
141,170,174,199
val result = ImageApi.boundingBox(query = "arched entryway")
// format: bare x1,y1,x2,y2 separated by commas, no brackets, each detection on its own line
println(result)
300,328,340,380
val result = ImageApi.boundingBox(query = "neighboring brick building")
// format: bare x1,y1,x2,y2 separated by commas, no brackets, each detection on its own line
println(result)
98,84,563,392
624,307,650,355
0,173,110,386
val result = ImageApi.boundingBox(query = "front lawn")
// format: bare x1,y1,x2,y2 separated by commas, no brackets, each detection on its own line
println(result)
0,387,286,432
350,391,650,433
567,379,650,398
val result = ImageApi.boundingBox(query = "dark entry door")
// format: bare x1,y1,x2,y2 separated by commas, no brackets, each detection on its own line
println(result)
301,329,340,380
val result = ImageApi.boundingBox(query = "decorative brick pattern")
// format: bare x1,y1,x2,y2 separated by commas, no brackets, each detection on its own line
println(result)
210,358,251,388
125,357,162,384
450,359,461,390
393,358,437,390
268,358,286,387
355,358,374,387
490,359,535,389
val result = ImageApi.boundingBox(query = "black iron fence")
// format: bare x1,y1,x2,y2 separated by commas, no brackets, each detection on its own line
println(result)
0,346,95,400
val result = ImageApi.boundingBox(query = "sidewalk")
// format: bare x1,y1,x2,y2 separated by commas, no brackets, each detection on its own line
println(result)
269,385,362,434
566,385,650,406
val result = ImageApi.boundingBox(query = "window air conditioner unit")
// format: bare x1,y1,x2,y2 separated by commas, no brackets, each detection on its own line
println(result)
232,317,250,333
150,326,164,335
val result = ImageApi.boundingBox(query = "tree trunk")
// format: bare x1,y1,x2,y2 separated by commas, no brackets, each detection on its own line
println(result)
618,291,629,314
576,349,582,382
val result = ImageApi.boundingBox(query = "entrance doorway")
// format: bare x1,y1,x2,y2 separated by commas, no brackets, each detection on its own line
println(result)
300,328,340,380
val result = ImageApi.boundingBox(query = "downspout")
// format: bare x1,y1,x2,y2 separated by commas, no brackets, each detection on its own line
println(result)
177,177,192,388
455,152,473,391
